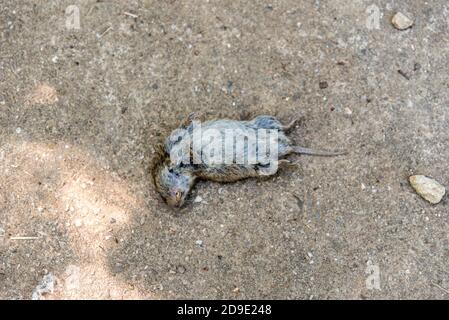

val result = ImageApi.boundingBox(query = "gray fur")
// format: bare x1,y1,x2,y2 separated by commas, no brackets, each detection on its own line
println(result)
153,115,345,208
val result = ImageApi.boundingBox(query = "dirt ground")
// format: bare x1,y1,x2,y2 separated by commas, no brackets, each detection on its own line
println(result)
0,0,448,299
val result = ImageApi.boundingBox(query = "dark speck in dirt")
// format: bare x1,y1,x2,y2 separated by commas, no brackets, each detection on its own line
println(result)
319,81,329,89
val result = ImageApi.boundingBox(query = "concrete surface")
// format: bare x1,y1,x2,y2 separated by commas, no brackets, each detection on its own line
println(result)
0,0,448,299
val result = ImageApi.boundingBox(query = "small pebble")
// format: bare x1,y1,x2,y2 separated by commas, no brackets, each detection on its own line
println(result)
194,196,203,203
195,240,203,246
409,175,446,204
392,12,413,30
319,81,328,89
176,265,186,274
15,127,22,134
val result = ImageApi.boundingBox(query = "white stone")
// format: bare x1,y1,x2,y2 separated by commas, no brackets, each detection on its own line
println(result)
392,12,413,30
409,175,446,204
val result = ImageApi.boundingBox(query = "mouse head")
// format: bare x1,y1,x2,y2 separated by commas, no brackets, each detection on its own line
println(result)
154,162,196,208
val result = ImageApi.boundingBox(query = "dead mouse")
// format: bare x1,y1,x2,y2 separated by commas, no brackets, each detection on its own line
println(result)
152,114,345,208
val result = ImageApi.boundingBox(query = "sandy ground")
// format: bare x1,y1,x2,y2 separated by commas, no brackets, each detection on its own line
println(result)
0,0,448,299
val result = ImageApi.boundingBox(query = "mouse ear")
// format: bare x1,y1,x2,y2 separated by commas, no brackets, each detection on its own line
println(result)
179,112,199,129
239,110,252,121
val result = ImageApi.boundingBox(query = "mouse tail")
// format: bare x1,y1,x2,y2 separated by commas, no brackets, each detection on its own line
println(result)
292,146,347,157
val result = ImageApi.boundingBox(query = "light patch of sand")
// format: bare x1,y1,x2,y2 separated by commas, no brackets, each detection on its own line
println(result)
25,84,58,106
35,264,145,300
1,140,152,299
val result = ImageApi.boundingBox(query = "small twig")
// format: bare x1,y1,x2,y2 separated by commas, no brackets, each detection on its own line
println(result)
23,170,33,177
87,6,95,16
432,282,449,295
98,26,112,38
9,66,18,78
124,12,138,18
10,236,39,240
398,69,410,80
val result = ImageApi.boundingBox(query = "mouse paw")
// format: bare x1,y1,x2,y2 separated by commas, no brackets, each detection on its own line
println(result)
283,117,303,132
278,159,299,169
180,112,199,128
